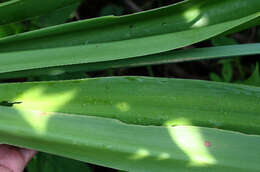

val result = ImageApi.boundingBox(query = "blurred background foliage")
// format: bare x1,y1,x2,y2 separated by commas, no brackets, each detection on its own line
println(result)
0,0,259,171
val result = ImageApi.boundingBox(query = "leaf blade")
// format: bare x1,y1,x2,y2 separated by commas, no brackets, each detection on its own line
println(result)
0,107,260,172
0,14,259,75
1,43,260,79
0,0,81,25
0,76,259,134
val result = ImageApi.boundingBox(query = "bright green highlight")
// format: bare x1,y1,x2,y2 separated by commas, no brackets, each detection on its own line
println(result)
169,126,217,166
0,76,259,135
0,107,260,172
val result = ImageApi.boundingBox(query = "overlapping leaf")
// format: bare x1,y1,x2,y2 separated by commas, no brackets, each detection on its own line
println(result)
0,1,260,172
0,77,259,134
0,106,260,172
0,0,259,77
0,0,81,25
0,43,259,79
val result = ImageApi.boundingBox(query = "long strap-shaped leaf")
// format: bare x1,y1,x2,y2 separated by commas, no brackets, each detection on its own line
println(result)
0,0,259,76
0,14,259,74
0,76,259,134
0,0,81,25
0,43,259,79
0,106,259,172
0,0,259,52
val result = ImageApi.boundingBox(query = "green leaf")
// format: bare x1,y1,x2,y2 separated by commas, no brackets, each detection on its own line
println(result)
0,1,259,78
0,0,81,25
27,152,92,172
100,4,124,16
211,36,238,83
0,77,259,135
0,43,259,79
0,0,259,53
221,61,233,82
32,3,80,28
209,73,223,82
0,23,26,38
0,1,259,171
211,35,237,46
244,63,260,87
0,24,13,38
0,106,260,172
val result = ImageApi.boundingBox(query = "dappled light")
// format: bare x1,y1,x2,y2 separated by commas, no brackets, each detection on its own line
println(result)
0,76,259,171
129,148,150,160
0,0,259,171
192,15,209,28
183,8,200,22
10,85,77,133
182,7,209,28
0,78,259,171
18,109,52,134
115,102,130,112
168,126,217,166
163,117,193,126
157,152,171,161
13,85,77,112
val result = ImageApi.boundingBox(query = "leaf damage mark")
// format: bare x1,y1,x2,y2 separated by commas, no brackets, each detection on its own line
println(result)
0,101,22,107
204,141,211,147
